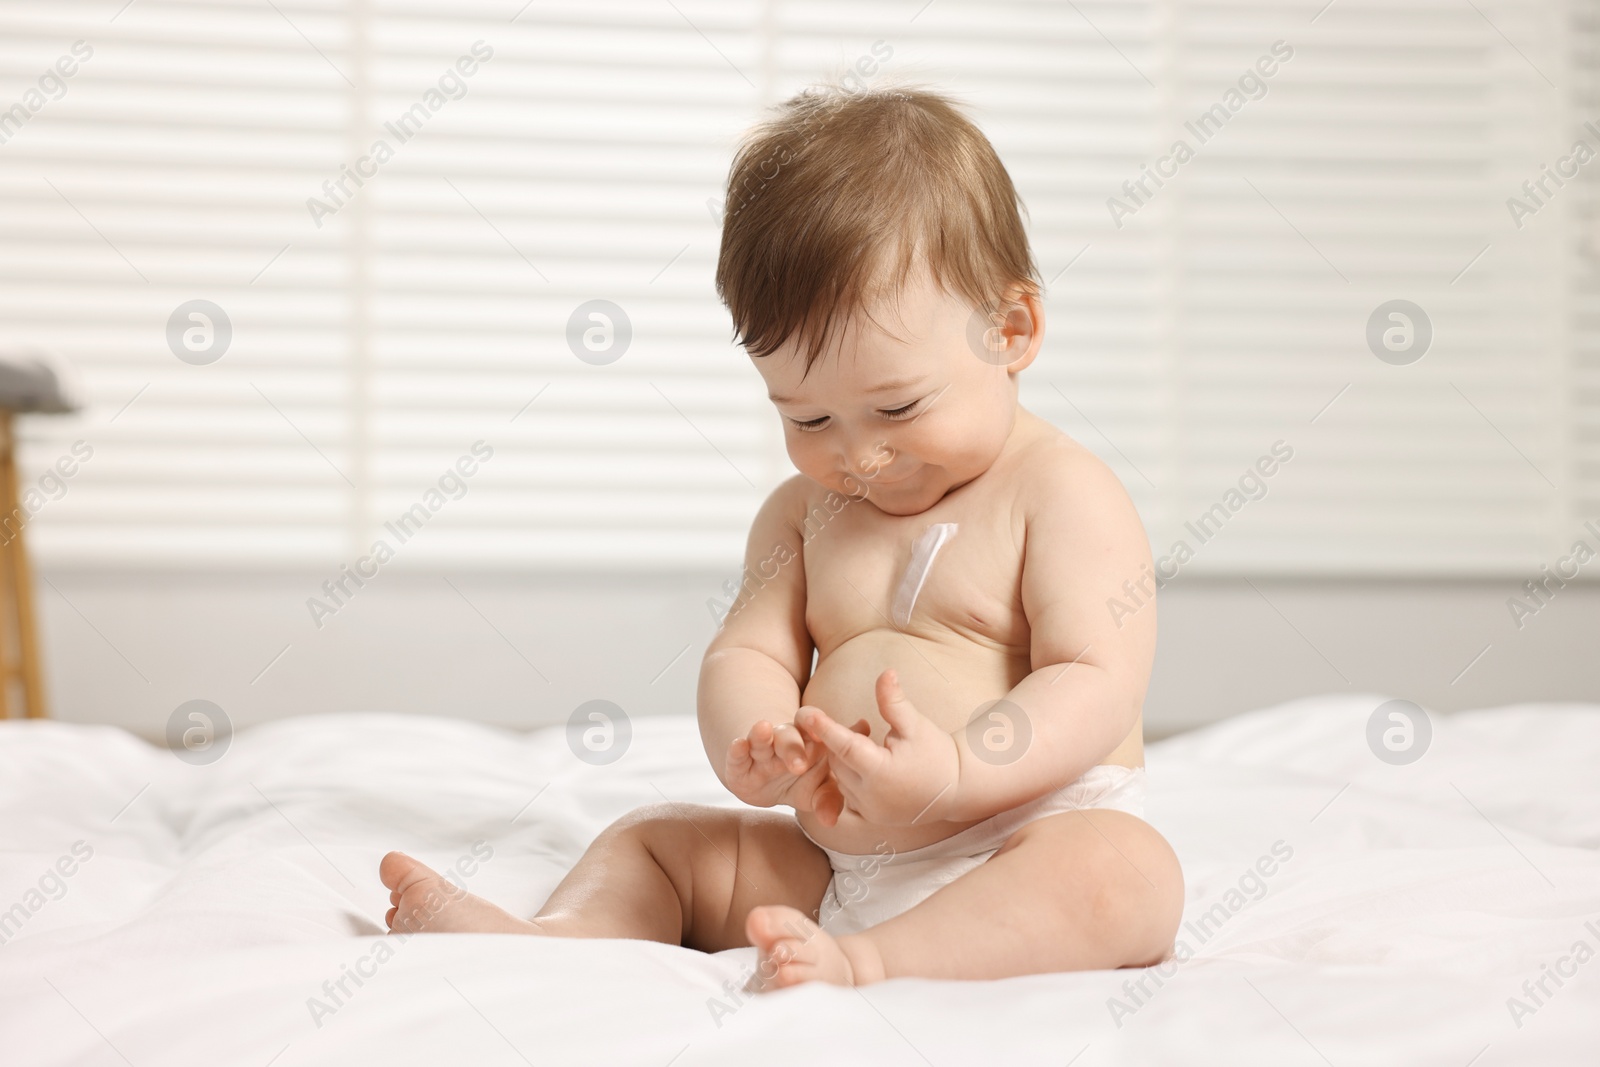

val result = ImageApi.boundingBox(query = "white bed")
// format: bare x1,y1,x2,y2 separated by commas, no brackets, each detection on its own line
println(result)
1,694,1596,1066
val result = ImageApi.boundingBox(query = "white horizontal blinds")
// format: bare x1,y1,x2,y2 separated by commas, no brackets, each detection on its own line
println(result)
0,0,1590,572
770,0,1578,574
772,1,1171,530
364,1,771,566
1152,0,1569,574
1573,1,1600,523
0,0,356,563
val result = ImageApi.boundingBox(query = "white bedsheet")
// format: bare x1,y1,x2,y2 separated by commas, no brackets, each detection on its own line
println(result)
1,694,1596,1066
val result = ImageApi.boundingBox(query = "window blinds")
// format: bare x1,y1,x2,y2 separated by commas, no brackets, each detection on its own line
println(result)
0,0,1588,574
1572,0,1600,525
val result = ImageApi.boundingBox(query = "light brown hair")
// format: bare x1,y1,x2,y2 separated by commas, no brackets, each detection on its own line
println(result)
715,83,1041,373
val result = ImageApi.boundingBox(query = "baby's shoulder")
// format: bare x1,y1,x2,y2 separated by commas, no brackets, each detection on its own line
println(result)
757,473,841,538
1007,418,1132,518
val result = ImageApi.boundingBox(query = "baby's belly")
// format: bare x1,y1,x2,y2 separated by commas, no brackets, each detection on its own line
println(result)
798,628,1030,855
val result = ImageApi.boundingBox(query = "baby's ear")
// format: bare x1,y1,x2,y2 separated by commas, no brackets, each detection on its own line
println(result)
999,286,1044,375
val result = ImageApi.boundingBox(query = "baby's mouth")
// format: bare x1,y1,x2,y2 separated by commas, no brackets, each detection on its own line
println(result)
871,465,919,486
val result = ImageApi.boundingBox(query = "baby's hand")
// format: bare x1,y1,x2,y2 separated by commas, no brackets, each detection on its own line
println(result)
796,670,960,826
725,715,868,827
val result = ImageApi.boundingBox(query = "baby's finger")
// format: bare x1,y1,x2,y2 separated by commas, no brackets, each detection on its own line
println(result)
773,723,809,773
792,706,828,740
789,755,833,807
798,713,871,748
793,717,830,765
800,733,829,770
747,719,776,762
811,775,844,827
798,707,881,774
784,758,843,827
784,758,844,825
726,736,753,775
875,669,928,738
828,770,868,821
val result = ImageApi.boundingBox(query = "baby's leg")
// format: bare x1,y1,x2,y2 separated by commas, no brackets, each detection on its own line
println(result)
747,809,1182,986
382,803,832,952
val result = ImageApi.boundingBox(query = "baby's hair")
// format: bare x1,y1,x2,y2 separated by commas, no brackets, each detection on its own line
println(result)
714,81,1041,375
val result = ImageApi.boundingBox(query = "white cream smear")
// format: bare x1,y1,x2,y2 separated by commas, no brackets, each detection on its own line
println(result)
891,522,958,629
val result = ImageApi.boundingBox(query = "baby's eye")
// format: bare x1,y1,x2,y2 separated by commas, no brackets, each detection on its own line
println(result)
879,398,923,420
788,415,829,432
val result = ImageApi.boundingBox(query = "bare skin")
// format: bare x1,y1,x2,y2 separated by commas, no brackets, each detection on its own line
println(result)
380,265,1184,986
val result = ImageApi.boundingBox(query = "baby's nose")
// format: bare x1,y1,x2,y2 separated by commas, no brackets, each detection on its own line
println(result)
847,441,892,478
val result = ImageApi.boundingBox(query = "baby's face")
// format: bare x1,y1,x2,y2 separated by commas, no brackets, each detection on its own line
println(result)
752,270,1041,517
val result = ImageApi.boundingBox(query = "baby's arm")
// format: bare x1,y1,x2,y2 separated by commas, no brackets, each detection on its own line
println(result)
942,445,1157,820
698,477,854,824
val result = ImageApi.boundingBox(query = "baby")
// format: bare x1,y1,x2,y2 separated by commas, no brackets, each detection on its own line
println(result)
380,84,1183,988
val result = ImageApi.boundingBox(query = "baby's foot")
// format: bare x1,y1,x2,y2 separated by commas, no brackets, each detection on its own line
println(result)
379,851,540,935
745,905,884,989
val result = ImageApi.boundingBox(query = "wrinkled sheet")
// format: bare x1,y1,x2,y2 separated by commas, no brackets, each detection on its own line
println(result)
1,694,1597,1066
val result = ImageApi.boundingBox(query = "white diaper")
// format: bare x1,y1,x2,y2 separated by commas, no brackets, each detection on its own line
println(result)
803,764,1147,936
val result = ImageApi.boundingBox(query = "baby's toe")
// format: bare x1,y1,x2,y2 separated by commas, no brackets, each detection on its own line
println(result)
746,904,812,951
379,850,426,892
746,905,852,989
766,950,816,989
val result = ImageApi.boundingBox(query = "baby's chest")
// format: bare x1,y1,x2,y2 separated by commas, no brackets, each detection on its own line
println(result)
802,508,1027,646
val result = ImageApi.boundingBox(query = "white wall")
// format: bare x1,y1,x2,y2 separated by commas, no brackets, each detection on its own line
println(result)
32,569,1600,742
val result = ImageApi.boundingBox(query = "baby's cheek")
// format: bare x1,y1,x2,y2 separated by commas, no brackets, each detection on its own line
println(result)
786,440,831,482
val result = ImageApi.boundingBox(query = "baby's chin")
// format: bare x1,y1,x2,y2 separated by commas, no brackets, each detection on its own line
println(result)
858,476,954,516
816,463,977,516
867,498,941,517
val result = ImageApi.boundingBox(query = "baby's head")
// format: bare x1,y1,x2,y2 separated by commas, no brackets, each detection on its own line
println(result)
715,85,1044,516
